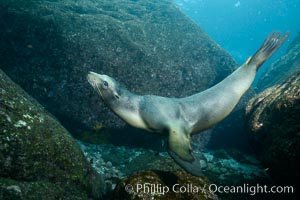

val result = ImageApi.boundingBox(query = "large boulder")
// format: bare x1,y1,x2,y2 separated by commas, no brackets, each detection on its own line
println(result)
246,33,300,185
0,69,104,199
246,72,300,184
0,0,238,141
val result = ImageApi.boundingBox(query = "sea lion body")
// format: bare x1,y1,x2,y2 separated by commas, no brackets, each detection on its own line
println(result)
87,32,289,176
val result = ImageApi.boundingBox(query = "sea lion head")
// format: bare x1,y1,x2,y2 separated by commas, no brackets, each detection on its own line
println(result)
87,72,121,105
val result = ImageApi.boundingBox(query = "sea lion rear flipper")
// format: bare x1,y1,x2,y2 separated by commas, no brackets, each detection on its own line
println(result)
167,128,206,176
247,31,289,70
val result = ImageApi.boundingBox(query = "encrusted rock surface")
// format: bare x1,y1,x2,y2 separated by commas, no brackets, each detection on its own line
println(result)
246,33,300,186
0,69,104,199
246,72,300,184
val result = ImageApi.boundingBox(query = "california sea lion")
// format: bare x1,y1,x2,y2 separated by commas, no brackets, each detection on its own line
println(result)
87,32,288,176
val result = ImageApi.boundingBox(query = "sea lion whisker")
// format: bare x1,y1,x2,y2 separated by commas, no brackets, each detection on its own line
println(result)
95,83,102,96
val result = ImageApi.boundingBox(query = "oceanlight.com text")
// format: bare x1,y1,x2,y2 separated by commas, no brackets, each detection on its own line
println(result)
208,183,294,195
124,183,294,196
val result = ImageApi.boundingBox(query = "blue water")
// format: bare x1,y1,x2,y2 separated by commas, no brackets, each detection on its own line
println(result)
175,0,300,80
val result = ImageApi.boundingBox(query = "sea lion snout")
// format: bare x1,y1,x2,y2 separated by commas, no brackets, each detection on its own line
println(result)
87,72,119,101
87,71,105,97
87,71,106,88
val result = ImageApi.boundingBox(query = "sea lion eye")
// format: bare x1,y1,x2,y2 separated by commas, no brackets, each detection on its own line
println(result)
101,81,109,89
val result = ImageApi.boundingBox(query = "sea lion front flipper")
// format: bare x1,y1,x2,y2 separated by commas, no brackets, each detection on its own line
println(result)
168,128,207,176
168,150,206,177
168,128,194,162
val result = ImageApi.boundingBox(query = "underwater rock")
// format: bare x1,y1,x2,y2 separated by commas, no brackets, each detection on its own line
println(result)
257,32,300,90
246,71,300,184
0,0,237,140
112,170,218,200
78,141,181,180
0,69,104,199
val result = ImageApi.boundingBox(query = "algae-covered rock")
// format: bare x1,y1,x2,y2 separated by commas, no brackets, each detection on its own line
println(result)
112,170,218,200
0,69,103,199
246,72,300,184
246,32,300,185
0,0,237,139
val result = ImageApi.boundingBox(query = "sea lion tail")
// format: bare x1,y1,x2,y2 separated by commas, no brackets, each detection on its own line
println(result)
246,31,289,70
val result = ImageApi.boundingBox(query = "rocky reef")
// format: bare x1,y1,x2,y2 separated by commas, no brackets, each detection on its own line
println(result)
0,0,238,143
0,69,104,199
79,141,269,199
246,72,300,185
246,33,300,186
